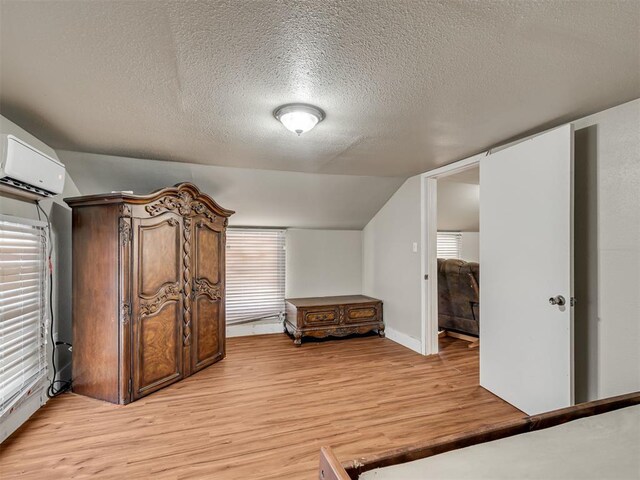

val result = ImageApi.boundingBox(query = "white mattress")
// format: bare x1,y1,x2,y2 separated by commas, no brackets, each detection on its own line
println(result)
361,405,640,480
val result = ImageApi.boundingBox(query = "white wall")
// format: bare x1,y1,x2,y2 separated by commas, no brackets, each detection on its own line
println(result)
460,232,480,263
0,115,81,441
363,176,422,350
285,229,362,298
437,180,480,231
572,99,640,400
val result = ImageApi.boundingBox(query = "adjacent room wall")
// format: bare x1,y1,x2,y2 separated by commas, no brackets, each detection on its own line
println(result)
460,232,480,263
436,177,480,262
0,115,81,441
362,176,422,351
437,181,480,232
286,229,362,299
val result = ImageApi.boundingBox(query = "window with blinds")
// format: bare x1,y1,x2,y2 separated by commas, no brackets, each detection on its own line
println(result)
437,232,462,259
0,217,48,416
226,229,286,325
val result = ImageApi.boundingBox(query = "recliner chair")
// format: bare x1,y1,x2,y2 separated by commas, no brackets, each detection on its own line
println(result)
437,258,480,337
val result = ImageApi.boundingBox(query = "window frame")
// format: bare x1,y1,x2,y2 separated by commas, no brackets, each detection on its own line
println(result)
436,231,463,259
225,227,286,325
0,214,49,420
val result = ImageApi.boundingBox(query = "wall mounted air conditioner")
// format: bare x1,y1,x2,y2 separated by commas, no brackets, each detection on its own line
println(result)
0,134,66,199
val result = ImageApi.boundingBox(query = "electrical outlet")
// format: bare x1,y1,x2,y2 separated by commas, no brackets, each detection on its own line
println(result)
412,242,418,253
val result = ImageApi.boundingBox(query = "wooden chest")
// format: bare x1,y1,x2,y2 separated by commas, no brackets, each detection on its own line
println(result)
284,295,384,346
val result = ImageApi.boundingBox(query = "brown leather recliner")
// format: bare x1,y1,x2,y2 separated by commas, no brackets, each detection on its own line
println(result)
437,258,480,336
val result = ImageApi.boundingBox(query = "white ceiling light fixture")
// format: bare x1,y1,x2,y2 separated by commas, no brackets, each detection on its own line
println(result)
274,103,325,136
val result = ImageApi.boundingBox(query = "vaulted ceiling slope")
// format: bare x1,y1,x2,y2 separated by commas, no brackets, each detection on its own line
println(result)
58,150,405,229
1,1,639,177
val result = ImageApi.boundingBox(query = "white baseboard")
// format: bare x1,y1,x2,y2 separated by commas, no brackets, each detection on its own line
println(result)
227,320,284,338
385,326,422,354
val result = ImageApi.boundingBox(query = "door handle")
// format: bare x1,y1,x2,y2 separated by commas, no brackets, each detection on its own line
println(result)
549,295,566,306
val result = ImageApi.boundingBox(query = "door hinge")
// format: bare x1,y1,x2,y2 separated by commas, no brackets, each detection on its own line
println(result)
127,377,132,395
424,274,429,280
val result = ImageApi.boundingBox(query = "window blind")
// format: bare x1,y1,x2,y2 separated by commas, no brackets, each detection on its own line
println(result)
0,218,48,415
437,232,462,259
226,229,286,325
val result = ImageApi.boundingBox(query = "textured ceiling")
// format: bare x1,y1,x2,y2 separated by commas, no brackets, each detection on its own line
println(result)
1,0,639,177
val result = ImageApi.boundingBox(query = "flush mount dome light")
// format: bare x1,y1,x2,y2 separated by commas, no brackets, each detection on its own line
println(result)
274,103,325,136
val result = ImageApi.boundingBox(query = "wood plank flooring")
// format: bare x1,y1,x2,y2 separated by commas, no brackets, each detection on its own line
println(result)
0,334,523,479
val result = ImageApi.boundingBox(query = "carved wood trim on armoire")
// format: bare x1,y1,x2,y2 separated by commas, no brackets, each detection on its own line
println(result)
65,183,234,404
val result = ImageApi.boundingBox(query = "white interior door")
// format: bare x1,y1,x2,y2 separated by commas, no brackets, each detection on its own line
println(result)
480,124,574,415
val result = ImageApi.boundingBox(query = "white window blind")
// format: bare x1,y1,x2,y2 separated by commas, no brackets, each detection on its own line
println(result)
0,217,48,415
226,229,285,325
437,232,462,259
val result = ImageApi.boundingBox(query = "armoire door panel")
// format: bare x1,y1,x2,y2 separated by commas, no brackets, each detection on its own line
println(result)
194,220,221,284
193,297,221,369
136,300,183,395
192,218,225,372
138,217,182,296
133,214,184,400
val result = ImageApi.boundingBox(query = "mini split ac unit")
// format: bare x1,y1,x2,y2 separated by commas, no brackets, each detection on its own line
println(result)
0,134,66,199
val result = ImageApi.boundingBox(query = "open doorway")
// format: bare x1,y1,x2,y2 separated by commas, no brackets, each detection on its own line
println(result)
420,155,482,356
435,167,480,349
422,125,581,416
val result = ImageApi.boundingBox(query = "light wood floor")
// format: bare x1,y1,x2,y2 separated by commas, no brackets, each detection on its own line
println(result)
0,334,522,479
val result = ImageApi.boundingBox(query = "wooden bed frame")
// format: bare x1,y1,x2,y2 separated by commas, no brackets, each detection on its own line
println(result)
319,391,640,480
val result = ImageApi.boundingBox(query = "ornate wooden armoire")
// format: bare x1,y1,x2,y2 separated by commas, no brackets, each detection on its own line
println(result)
65,183,234,404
